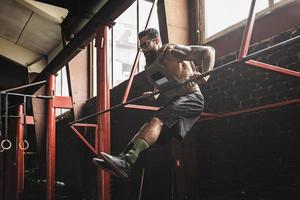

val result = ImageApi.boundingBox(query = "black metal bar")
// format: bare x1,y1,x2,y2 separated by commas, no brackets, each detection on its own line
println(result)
69,34,300,125
246,34,300,60
1,115,21,118
69,94,147,125
0,80,47,93
2,92,52,99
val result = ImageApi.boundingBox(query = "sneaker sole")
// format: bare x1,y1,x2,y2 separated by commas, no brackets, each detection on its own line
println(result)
92,158,121,178
100,152,129,178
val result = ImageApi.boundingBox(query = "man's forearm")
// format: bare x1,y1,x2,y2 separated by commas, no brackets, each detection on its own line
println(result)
202,47,215,81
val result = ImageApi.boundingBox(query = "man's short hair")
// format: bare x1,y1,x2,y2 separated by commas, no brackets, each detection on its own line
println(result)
138,28,159,40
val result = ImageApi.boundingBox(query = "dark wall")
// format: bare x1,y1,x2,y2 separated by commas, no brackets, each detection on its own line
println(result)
187,25,300,199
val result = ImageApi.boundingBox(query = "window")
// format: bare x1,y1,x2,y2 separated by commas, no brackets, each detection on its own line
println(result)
203,0,289,41
55,66,69,116
108,0,160,87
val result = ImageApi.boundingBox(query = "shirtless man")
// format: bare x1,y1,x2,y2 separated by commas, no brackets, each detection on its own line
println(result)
93,28,215,178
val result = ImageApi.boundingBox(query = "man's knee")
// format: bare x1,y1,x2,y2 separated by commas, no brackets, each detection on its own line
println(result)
150,117,164,127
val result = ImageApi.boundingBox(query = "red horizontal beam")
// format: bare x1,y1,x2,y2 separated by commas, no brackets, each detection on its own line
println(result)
20,116,34,125
71,123,98,128
53,96,73,109
199,97,300,122
200,112,220,118
246,60,300,78
124,104,160,111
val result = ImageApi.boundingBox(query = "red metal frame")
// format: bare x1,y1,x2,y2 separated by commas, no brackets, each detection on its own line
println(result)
25,116,34,125
53,96,73,108
16,105,24,199
45,75,74,200
246,60,300,78
121,0,158,103
16,105,35,198
125,104,160,110
70,123,99,155
46,75,56,200
96,25,111,200
199,97,300,121
239,0,257,60
121,52,142,103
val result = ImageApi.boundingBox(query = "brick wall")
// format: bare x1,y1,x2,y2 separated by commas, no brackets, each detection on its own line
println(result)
188,25,300,199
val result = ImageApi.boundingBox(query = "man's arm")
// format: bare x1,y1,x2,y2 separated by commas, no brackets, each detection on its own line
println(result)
171,45,215,82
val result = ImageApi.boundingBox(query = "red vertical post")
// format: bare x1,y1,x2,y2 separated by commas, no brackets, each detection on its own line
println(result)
238,0,257,60
96,25,111,200
46,75,56,200
16,105,24,198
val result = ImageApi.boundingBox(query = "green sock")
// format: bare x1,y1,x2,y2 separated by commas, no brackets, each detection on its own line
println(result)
119,142,134,156
125,138,150,165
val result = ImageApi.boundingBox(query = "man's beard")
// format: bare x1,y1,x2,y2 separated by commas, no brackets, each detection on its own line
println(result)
145,50,157,64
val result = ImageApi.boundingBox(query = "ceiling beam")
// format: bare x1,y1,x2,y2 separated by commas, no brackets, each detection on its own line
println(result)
25,0,136,94
15,0,68,23
0,37,46,71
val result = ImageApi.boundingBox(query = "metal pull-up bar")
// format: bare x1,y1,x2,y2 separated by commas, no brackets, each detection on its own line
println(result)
0,80,47,93
69,34,300,126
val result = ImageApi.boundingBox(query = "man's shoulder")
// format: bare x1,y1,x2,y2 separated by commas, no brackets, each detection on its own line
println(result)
160,43,176,57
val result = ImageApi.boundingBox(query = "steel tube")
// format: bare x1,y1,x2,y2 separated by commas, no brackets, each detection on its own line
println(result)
96,25,111,200
0,80,47,93
239,0,256,59
46,75,56,200
121,0,158,103
2,92,52,99
16,105,25,197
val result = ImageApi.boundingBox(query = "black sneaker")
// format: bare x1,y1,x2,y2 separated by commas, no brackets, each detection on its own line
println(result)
92,157,122,178
98,152,131,178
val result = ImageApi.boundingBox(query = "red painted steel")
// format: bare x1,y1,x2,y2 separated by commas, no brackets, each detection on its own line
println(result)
46,75,56,200
71,123,98,128
96,25,111,200
124,104,160,110
25,116,34,125
239,0,257,60
70,125,98,155
16,105,24,198
200,112,220,118
121,52,142,103
246,59,300,78
121,0,158,103
53,96,73,109
199,97,300,122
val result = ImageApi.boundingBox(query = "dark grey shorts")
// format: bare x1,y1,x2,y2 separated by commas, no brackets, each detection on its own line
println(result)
154,90,204,138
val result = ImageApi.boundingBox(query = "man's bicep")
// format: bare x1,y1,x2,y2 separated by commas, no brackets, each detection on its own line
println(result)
164,46,182,62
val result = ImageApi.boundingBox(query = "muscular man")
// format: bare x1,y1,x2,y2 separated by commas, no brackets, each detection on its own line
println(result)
93,28,215,178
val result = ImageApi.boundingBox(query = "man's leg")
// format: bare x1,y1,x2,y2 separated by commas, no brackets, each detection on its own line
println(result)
93,117,164,178
125,117,163,164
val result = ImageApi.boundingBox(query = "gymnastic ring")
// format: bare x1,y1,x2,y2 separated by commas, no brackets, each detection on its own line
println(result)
1,139,12,150
19,140,29,150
